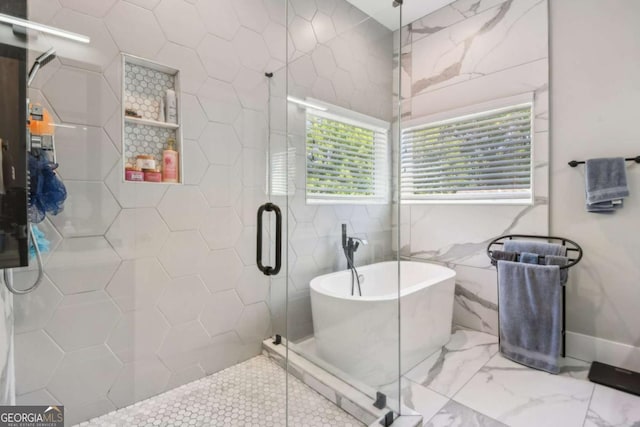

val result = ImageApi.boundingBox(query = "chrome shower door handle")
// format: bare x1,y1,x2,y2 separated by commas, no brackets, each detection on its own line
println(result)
256,202,282,276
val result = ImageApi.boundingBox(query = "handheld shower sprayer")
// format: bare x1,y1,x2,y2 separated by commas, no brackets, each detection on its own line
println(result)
27,48,56,87
342,223,347,249
341,224,368,296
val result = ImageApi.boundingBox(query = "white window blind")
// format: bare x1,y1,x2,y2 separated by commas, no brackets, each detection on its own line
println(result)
306,108,389,203
270,147,296,196
401,101,533,203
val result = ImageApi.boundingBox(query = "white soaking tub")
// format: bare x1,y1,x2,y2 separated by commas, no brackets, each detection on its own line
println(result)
310,261,456,386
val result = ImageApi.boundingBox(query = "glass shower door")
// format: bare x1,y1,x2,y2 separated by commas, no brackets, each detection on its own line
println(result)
284,0,406,424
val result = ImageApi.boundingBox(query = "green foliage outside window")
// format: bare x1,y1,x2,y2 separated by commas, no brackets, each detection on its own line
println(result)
306,115,377,197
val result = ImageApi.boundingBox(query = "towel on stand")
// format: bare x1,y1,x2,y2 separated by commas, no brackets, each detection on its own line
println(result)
490,250,517,266
503,240,567,258
497,261,563,374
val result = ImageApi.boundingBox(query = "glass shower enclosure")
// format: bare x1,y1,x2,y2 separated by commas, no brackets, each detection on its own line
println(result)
0,0,412,425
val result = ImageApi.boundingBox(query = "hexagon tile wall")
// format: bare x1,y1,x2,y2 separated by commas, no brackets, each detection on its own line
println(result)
15,0,394,424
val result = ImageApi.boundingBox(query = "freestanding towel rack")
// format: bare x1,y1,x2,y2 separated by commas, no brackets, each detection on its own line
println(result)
486,234,583,357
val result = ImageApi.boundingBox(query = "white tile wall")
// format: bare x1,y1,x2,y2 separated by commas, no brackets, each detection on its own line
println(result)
44,298,120,351
106,309,169,362
42,67,117,127
156,276,208,325
105,258,170,312
49,182,120,238
47,345,122,409
50,10,118,72
45,237,121,294
155,0,207,48
14,331,64,395
550,0,640,350
104,2,165,58
157,186,208,231
54,127,119,181
397,0,550,334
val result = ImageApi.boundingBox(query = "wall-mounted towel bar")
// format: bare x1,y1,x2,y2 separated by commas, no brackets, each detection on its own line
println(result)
568,156,640,167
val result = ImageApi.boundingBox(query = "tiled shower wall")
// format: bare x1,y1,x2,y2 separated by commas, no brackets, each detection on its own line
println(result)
12,0,393,424
396,0,550,335
274,13,394,340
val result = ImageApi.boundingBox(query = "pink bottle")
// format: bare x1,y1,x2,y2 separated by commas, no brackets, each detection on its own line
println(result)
162,137,179,183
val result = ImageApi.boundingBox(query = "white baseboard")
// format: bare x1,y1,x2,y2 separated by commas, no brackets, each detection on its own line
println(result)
566,331,640,372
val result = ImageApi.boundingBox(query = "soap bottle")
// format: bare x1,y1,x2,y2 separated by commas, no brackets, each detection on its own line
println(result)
165,89,177,124
162,137,179,183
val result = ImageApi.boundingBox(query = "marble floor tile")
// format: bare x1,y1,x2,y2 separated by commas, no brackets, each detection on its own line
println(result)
77,355,362,427
405,329,499,398
558,357,591,381
424,400,507,427
453,353,594,427
398,379,450,424
584,385,640,427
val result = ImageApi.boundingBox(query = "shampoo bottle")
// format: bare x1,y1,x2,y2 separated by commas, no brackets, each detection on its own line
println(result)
162,137,179,183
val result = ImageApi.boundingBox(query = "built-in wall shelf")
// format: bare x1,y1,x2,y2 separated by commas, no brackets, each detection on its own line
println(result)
121,53,183,184
124,116,180,130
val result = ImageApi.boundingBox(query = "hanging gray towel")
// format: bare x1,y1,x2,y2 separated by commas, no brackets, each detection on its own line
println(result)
520,252,539,264
587,199,624,213
490,250,517,266
497,260,563,374
585,157,629,212
545,254,569,285
503,240,567,257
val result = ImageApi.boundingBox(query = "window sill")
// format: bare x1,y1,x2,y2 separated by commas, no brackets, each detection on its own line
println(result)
401,198,534,206
306,198,389,205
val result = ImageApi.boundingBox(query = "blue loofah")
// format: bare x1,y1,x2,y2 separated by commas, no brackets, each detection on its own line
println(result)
28,154,67,223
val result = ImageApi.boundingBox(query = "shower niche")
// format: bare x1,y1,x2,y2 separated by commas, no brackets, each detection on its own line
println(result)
120,54,183,184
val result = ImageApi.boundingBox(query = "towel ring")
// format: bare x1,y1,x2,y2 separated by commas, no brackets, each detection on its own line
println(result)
486,234,583,270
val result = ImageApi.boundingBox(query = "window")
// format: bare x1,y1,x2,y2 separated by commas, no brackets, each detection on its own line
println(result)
401,96,533,204
306,105,389,204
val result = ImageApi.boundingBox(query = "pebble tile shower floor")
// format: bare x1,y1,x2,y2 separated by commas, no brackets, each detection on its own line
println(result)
77,355,363,427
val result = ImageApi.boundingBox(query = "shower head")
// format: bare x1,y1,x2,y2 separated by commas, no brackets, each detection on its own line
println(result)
27,48,56,87
392,0,403,7
36,48,57,67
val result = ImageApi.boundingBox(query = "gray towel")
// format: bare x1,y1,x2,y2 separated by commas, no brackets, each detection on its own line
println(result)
520,252,539,264
497,260,562,374
490,250,517,266
585,157,629,205
503,240,567,257
545,255,569,285
587,199,624,213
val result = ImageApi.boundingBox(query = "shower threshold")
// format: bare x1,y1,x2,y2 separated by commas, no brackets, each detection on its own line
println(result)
262,337,423,427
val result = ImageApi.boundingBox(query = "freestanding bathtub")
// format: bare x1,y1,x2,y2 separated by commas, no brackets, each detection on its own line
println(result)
310,261,456,386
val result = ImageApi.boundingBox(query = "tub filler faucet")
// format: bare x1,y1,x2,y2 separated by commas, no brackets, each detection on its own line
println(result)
341,224,367,296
